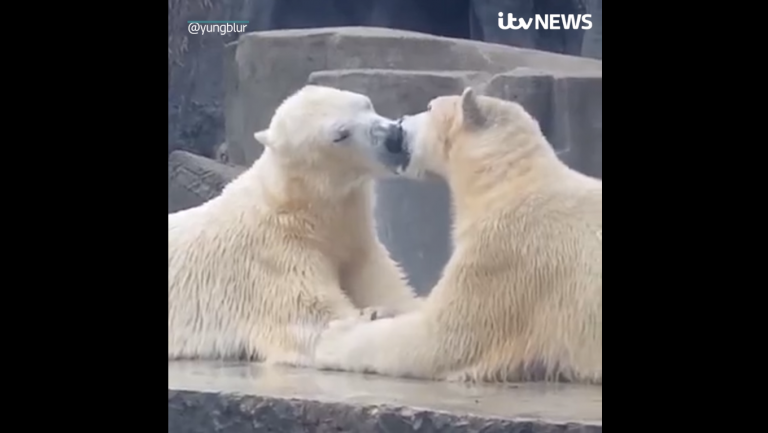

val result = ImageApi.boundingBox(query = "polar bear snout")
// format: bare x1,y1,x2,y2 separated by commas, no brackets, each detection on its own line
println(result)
368,119,410,173
383,121,404,154
395,113,433,178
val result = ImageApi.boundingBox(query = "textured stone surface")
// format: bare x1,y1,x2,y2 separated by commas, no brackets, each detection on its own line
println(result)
484,68,602,178
169,362,602,433
168,391,602,433
168,150,245,213
550,72,602,179
225,26,602,166
308,69,490,118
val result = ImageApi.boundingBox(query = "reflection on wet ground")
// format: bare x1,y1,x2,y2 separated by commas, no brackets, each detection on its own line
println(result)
168,361,602,425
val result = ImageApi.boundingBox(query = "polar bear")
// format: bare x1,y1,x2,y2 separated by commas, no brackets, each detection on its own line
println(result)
168,85,421,365
312,88,602,384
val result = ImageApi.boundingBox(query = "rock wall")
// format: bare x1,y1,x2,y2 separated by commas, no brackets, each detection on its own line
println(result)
225,28,602,175
168,0,602,158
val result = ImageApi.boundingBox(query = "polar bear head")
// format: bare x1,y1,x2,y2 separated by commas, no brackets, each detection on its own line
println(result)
397,87,548,180
253,85,410,179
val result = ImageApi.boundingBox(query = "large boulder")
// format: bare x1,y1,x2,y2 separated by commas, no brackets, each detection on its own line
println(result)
225,26,601,166
168,150,245,213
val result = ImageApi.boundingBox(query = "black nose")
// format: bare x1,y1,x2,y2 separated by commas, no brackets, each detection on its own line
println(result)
384,122,404,153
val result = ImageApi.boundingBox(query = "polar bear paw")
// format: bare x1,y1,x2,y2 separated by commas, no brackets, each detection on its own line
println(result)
314,317,364,370
323,306,390,341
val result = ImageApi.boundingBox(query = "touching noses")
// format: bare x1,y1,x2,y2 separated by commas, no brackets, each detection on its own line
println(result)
384,120,404,154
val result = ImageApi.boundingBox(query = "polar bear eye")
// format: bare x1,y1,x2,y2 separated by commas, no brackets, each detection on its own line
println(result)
333,127,350,143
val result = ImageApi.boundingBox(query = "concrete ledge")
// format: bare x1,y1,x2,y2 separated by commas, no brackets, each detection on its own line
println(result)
168,362,602,433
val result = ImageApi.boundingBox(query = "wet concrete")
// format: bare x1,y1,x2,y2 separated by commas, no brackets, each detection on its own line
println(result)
168,361,602,432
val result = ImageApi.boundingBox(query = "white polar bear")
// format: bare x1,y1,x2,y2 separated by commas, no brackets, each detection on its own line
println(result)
312,88,602,384
168,85,422,366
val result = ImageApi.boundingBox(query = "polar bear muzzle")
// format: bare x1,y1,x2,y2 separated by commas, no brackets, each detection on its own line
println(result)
383,121,404,154
372,119,410,173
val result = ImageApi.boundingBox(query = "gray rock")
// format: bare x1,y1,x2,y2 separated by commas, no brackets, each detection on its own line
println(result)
213,141,232,164
168,150,245,213
484,68,602,178
308,69,490,118
225,26,602,166
550,72,602,178
169,390,603,433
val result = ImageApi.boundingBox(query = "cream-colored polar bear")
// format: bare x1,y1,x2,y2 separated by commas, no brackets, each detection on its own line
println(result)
168,85,421,365
312,88,602,384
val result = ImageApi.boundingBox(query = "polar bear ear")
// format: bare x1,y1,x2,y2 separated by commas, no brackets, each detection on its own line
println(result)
253,129,272,149
460,87,485,127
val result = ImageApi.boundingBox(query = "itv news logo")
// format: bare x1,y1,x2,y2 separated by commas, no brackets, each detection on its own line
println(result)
498,13,593,30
